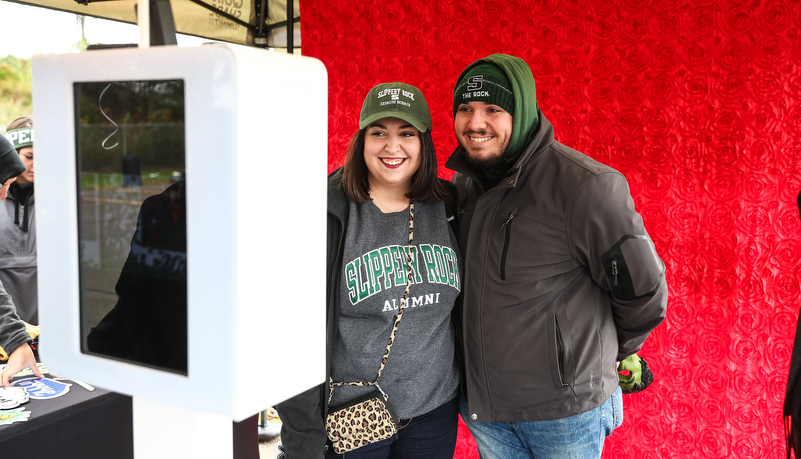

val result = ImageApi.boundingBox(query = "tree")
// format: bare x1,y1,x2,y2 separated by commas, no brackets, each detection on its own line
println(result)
71,14,89,53
0,56,32,129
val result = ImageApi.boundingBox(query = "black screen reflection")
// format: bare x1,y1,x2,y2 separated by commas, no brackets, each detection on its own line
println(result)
86,181,187,373
76,80,188,375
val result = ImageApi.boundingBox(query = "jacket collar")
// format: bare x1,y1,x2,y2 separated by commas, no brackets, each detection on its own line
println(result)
445,110,555,190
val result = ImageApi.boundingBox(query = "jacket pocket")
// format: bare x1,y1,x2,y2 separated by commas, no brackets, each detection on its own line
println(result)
497,213,515,280
601,235,663,301
554,315,577,396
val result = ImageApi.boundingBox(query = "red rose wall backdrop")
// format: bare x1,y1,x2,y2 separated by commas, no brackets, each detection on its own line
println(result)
301,0,801,457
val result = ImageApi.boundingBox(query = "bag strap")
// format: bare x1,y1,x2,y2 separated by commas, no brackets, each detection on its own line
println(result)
329,201,415,402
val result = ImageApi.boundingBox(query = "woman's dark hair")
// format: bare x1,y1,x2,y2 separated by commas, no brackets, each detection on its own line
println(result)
339,126,449,203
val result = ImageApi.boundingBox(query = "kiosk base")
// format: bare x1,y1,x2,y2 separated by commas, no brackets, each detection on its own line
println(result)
133,397,259,459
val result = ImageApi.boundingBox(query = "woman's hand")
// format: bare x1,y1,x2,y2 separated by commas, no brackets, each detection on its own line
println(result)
1,343,43,386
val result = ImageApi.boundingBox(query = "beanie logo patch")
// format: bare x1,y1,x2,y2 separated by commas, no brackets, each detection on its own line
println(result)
460,75,493,101
455,73,513,113
467,75,484,91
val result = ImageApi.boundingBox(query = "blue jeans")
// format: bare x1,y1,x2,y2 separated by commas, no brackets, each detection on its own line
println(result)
325,396,459,459
459,387,623,459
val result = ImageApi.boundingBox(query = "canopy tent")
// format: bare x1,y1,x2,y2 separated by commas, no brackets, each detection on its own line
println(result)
3,0,300,50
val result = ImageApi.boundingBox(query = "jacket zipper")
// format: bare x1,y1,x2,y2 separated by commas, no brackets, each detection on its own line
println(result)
555,316,578,397
498,213,515,280
611,259,618,287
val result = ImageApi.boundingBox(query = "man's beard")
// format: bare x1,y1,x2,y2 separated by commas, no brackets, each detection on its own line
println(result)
458,145,506,173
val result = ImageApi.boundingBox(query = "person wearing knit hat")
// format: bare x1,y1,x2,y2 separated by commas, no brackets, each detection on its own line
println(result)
5,115,34,185
0,131,42,386
0,115,39,326
275,82,463,458
446,54,668,459
0,134,25,201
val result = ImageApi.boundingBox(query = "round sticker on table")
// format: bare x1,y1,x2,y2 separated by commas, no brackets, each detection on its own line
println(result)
0,407,31,425
0,387,29,409
10,378,72,400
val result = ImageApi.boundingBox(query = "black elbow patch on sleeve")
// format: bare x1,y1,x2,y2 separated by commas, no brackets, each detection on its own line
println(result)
601,235,663,301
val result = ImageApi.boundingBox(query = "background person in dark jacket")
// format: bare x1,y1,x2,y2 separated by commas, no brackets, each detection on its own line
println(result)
784,190,801,458
446,53,668,459
0,133,42,386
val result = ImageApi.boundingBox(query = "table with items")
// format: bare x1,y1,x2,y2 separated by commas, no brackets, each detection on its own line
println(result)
0,363,133,457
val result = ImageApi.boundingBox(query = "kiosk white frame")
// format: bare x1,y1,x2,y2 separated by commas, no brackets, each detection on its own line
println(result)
32,43,327,457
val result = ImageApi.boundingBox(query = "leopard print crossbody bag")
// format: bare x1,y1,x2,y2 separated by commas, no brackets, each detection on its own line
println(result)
325,202,415,454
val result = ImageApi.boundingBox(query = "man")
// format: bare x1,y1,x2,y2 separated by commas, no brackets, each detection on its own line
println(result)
0,133,42,386
446,53,668,458
0,132,22,201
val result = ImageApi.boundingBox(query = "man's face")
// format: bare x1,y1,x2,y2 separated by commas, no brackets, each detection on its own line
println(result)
454,101,513,171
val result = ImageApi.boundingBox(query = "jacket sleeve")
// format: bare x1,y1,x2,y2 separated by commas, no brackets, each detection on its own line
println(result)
0,280,31,357
274,383,328,459
569,172,668,361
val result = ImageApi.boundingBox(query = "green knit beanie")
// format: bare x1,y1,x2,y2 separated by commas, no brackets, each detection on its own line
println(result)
452,63,514,116
5,128,34,151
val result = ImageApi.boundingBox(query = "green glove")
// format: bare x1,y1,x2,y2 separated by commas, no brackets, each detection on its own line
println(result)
618,354,653,394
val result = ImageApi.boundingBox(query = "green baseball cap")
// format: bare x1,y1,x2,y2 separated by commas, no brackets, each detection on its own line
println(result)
359,82,432,133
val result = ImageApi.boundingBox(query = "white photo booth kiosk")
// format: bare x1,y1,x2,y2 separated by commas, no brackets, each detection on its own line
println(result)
31,44,327,458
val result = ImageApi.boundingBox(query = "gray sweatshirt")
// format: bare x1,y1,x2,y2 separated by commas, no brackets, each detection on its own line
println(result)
330,198,461,419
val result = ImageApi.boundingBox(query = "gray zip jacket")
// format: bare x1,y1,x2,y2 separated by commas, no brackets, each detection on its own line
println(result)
0,183,37,324
446,113,668,423
0,279,30,357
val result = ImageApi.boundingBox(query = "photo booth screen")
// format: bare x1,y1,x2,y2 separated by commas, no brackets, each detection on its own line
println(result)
74,80,188,375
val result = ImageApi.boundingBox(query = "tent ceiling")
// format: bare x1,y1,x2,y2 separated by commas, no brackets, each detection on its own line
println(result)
5,0,300,48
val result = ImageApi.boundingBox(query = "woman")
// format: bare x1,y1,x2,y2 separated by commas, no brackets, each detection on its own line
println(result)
0,115,37,325
275,82,462,458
